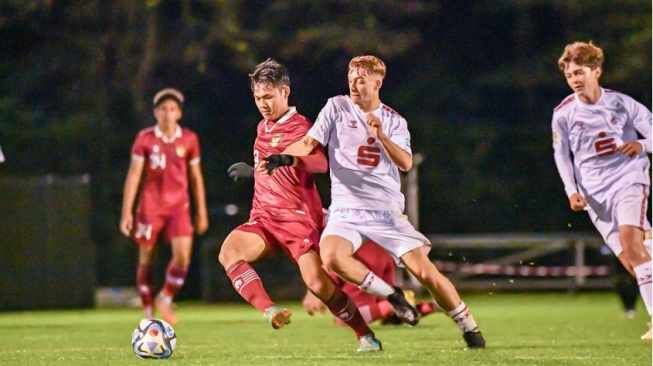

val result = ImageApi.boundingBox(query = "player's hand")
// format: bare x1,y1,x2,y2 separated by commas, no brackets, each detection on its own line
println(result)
568,193,587,211
227,162,254,181
119,213,133,237
262,154,295,175
302,290,327,316
194,212,209,235
365,113,385,140
618,141,643,158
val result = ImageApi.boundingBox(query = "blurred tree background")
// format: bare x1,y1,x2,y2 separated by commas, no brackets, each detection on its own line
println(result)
0,0,650,286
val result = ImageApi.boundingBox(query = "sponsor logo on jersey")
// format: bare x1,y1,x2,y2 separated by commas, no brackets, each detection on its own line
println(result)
577,122,586,131
175,145,186,157
150,145,166,169
348,119,357,128
270,133,283,147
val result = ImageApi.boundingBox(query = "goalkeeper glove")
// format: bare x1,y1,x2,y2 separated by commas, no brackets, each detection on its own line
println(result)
263,154,295,175
227,162,254,181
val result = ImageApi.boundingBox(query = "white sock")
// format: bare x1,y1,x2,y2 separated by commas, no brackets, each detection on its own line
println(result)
358,271,395,298
447,301,479,334
633,261,652,316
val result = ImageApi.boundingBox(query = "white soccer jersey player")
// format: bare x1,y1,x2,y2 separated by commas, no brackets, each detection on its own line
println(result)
552,88,651,202
308,95,430,261
552,88,652,253
308,95,411,212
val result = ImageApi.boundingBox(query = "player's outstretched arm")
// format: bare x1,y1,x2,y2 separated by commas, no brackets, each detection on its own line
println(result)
282,135,319,156
302,290,327,316
120,158,144,237
189,162,209,235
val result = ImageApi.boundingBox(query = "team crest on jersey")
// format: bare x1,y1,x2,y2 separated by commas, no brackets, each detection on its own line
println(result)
348,119,358,128
175,145,186,157
610,114,621,125
270,133,283,147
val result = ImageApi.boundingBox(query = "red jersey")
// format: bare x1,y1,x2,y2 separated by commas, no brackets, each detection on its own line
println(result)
131,125,200,214
250,107,323,227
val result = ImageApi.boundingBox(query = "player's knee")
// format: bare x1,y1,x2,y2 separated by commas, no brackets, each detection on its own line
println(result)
218,245,238,268
304,278,330,298
320,249,342,272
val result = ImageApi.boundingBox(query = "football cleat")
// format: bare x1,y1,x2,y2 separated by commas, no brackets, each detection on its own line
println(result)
463,330,486,349
641,322,652,340
155,294,178,325
387,286,419,326
264,306,292,329
357,334,382,352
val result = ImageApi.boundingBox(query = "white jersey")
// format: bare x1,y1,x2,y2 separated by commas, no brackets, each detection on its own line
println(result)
551,88,652,203
308,95,412,212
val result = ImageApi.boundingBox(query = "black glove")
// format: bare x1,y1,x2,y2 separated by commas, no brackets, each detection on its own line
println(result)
227,162,254,181
263,154,295,175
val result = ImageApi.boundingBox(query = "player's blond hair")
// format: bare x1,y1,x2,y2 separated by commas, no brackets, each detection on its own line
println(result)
557,41,604,72
348,55,386,79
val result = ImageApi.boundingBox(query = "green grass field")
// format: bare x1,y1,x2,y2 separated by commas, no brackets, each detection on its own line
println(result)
0,293,650,366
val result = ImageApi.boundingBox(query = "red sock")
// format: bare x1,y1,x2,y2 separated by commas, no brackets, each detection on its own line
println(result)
137,264,153,311
226,260,275,313
417,301,438,316
161,261,188,299
324,287,373,338
369,300,395,322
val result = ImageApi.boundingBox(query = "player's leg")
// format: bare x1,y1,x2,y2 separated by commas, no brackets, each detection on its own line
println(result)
154,207,195,324
320,210,418,324
133,212,165,319
154,235,192,325
137,244,156,319
400,247,485,348
218,225,287,328
296,250,381,351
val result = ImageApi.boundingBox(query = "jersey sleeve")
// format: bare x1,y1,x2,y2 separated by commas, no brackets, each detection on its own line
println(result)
388,117,413,156
188,132,201,165
130,133,146,161
551,112,577,197
627,96,652,153
307,99,335,146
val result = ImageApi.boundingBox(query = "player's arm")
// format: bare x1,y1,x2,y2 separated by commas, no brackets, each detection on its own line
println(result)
619,98,652,157
366,113,412,171
551,116,586,211
120,157,144,237
261,143,327,175
189,161,209,235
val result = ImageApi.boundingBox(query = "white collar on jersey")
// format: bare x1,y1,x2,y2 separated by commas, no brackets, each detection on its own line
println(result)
575,87,606,107
264,106,297,133
154,124,182,143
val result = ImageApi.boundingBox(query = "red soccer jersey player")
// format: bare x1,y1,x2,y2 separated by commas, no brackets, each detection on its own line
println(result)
120,88,208,324
219,59,382,352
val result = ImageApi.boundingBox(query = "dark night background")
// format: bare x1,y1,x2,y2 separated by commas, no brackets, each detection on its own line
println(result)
0,1,650,289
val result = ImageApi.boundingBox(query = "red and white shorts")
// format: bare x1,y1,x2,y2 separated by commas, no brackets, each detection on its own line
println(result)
234,217,320,263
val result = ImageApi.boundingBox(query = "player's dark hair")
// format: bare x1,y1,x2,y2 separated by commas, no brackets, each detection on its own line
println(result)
249,58,290,91
153,88,184,109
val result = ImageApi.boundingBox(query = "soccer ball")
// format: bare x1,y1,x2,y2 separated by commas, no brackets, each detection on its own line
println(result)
131,318,177,359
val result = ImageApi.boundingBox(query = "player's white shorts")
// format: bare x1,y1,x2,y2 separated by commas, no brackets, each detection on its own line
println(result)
321,208,432,265
588,184,651,256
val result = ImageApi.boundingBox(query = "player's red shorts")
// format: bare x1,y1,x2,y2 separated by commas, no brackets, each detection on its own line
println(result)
133,205,193,246
234,216,320,263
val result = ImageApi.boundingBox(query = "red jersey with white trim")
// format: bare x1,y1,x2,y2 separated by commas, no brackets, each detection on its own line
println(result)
551,88,651,203
131,125,201,213
250,107,324,227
